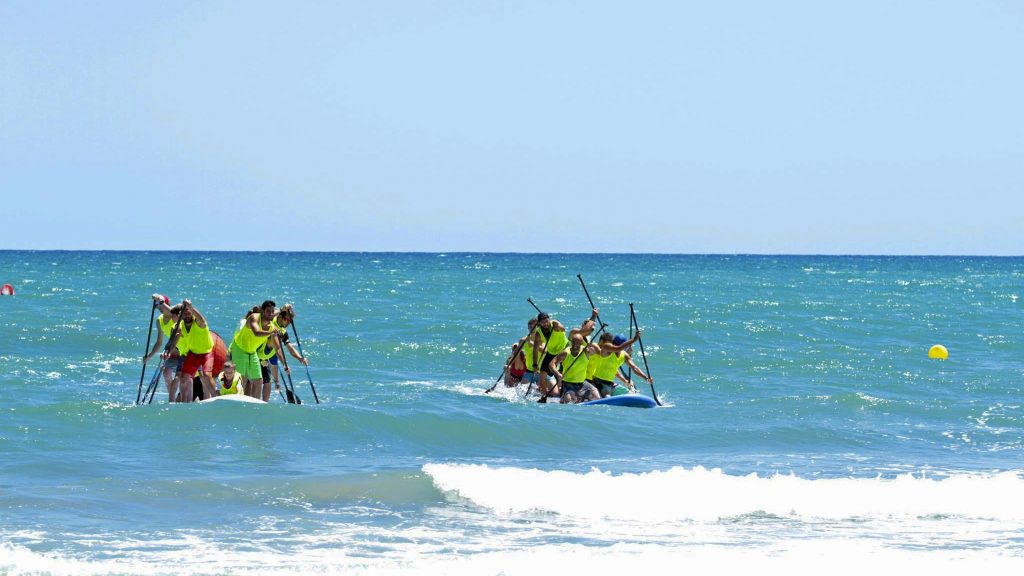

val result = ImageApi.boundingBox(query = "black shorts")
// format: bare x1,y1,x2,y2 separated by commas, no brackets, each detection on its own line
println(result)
590,377,615,396
540,352,561,373
261,363,272,383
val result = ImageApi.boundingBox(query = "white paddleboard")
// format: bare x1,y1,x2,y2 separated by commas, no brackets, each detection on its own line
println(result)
199,394,267,405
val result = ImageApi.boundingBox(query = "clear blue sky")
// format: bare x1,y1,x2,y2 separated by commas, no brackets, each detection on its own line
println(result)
2,1,1022,254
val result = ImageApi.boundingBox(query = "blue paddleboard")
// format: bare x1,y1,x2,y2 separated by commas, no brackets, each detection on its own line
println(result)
580,394,658,408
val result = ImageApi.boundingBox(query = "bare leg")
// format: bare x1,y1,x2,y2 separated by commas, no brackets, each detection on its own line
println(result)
162,365,175,389
200,371,217,398
539,372,552,397
176,373,194,403
261,378,272,402
166,376,179,403
244,376,263,399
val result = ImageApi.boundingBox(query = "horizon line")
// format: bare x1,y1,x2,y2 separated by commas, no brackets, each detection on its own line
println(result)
1,249,1022,258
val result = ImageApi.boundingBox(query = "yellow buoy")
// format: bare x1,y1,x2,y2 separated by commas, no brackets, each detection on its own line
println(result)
928,345,948,360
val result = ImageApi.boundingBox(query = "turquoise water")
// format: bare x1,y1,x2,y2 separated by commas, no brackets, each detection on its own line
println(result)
1,252,1023,574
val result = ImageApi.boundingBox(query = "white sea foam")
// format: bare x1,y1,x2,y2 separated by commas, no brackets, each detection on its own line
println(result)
423,463,1024,522
3,538,1024,576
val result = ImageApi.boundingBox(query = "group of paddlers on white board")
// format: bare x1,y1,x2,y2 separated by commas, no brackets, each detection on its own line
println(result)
489,275,661,405
136,294,319,405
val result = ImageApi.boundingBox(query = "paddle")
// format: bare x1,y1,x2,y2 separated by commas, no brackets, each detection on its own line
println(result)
140,359,163,405
146,307,186,404
629,303,662,406
627,309,634,385
576,274,629,381
262,341,286,402
135,302,158,405
275,334,302,404
522,298,547,399
290,321,320,404
485,332,529,394
485,297,549,394
527,297,543,315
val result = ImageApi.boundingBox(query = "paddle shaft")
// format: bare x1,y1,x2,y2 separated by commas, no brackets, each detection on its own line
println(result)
136,303,157,405
290,322,320,404
522,298,548,398
275,335,301,404
486,333,529,394
141,359,163,404
527,298,543,315
627,311,634,383
629,303,662,406
577,274,629,381
146,311,186,404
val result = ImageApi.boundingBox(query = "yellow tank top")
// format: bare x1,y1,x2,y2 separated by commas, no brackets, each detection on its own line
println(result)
258,318,287,360
561,347,589,384
232,313,271,354
542,328,568,356
586,350,601,380
593,351,626,382
257,341,277,361
523,335,536,371
160,315,189,355
218,372,243,395
178,319,214,354
158,315,174,338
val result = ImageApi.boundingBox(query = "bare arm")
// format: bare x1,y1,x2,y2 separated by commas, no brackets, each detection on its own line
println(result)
191,306,208,329
145,330,164,362
603,331,642,353
624,353,651,383
570,315,598,340
274,334,292,374
152,294,172,317
507,337,526,365
614,370,634,388
247,314,277,337
548,351,569,384
531,331,543,373
285,341,307,365
164,327,182,359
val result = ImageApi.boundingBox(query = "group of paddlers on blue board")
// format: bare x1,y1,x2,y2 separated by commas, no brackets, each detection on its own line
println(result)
136,294,319,405
134,275,659,408
488,275,663,407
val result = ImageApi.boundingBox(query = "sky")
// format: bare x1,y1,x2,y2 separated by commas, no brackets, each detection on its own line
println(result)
1,1,1022,254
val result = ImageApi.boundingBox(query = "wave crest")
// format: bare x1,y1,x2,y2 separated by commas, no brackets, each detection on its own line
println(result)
423,463,1024,521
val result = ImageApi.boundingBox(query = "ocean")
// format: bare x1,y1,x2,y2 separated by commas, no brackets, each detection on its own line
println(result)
0,251,1022,574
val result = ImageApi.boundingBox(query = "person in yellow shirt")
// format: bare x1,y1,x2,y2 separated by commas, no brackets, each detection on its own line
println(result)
590,332,652,397
230,300,287,401
530,309,599,401
216,362,244,396
257,304,308,398
549,334,601,403
144,294,189,402
165,300,215,403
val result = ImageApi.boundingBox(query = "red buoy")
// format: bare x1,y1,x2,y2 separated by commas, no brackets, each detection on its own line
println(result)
210,332,228,377
0,284,13,296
